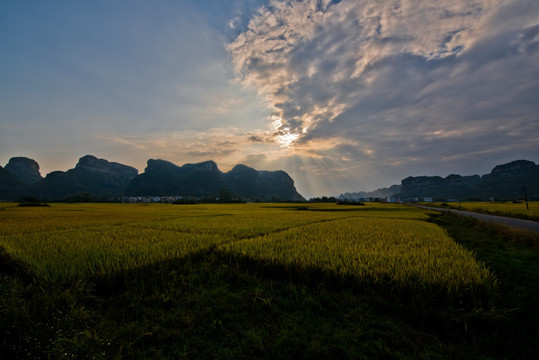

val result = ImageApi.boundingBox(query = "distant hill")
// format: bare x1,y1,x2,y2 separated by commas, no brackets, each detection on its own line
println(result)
340,160,539,201
0,165,22,200
340,184,402,201
0,155,305,202
398,160,539,200
225,164,304,202
126,159,305,202
32,155,138,200
0,157,43,200
476,160,539,199
2,156,536,202
126,159,225,197
398,174,481,200
4,157,43,185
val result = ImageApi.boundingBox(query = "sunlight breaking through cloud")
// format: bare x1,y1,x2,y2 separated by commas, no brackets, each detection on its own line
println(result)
226,0,539,193
271,115,299,147
227,0,513,146
1,0,538,198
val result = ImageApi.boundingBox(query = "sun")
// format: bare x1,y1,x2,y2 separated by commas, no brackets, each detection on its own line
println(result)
271,115,299,147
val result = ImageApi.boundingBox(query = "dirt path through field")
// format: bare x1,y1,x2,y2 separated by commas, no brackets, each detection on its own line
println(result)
411,205,539,233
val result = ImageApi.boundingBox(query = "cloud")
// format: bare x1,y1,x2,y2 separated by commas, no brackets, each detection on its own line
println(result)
228,0,504,137
240,153,268,167
227,0,539,191
99,127,297,173
2,0,537,196
247,134,266,142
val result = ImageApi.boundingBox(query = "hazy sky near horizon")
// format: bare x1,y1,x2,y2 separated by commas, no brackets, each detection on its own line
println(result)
1,0,538,198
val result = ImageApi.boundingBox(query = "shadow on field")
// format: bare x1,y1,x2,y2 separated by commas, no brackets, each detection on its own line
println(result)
85,244,493,312
0,247,34,283
82,250,490,359
213,250,494,311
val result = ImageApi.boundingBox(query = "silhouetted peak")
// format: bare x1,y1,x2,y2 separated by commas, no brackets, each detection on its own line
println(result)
146,159,180,171
489,160,537,177
5,156,42,185
229,164,257,175
76,155,138,179
183,160,220,172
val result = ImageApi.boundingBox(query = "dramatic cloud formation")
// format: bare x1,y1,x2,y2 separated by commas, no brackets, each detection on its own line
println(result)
228,0,539,194
1,0,537,198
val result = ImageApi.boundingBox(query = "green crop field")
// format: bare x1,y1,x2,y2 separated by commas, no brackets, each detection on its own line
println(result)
1,202,537,359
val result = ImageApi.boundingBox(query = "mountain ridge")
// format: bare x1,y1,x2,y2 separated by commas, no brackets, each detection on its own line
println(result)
126,158,304,202
1,156,537,202
0,155,305,202
340,160,539,201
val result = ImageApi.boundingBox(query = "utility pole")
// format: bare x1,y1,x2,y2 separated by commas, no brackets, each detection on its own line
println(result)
523,186,529,211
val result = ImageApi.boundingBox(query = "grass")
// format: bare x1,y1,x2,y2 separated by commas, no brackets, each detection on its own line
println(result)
1,203,538,358
1,255,476,359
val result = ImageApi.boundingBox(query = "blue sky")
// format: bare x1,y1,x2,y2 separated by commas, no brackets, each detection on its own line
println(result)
1,0,538,198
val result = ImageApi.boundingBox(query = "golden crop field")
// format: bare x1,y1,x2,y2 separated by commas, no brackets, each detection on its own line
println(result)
223,217,494,301
456,201,539,217
0,202,496,305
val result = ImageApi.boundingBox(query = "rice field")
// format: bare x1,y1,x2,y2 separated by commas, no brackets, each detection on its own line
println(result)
0,202,496,307
223,217,494,305
429,201,539,221
457,201,539,217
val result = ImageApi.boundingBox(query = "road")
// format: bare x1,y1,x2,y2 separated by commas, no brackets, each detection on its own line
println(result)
411,205,539,233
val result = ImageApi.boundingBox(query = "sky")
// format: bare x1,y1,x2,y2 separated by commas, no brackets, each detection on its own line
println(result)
1,0,538,198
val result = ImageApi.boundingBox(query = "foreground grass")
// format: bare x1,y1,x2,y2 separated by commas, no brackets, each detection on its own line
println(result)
1,204,538,358
0,252,489,359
